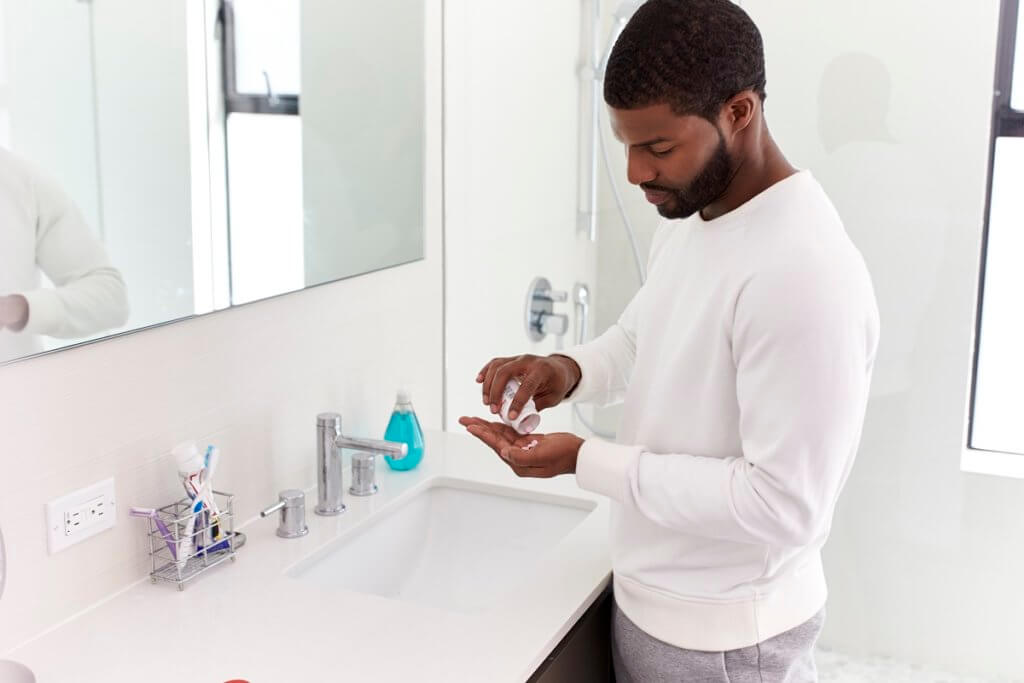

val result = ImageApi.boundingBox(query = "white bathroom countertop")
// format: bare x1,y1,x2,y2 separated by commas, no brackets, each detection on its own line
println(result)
5,430,612,682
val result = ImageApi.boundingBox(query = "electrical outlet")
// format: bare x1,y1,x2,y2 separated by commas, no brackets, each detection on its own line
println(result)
46,478,116,553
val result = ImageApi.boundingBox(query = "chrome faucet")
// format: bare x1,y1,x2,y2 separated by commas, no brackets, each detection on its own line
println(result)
315,413,407,515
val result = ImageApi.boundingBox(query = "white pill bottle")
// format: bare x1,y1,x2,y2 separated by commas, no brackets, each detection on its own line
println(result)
500,378,542,434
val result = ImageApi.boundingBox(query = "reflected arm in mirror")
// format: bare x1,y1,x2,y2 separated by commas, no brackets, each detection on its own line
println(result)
3,153,129,343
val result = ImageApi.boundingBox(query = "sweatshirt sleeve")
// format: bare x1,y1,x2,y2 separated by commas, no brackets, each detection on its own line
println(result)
557,221,674,407
19,165,130,338
574,255,880,547
556,289,641,407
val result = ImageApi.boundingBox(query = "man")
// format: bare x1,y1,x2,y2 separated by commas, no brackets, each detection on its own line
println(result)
460,0,879,680
0,147,129,363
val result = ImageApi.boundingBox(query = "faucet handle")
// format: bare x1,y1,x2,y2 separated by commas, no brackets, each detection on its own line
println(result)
539,311,569,337
350,452,380,497
260,489,309,538
336,437,407,497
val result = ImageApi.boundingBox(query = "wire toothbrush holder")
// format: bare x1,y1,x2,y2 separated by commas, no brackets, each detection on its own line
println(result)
143,490,238,591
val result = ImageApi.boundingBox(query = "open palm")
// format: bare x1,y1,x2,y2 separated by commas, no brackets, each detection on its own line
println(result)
458,417,583,478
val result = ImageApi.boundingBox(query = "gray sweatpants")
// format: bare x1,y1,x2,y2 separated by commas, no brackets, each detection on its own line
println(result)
612,599,825,682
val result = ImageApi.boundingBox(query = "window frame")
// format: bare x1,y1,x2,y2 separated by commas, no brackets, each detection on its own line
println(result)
966,0,1024,463
218,0,300,116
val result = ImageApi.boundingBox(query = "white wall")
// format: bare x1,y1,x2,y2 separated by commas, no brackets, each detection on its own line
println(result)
589,54,660,434
0,0,443,654
443,0,598,433
749,2,1024,677
593,0,1022,677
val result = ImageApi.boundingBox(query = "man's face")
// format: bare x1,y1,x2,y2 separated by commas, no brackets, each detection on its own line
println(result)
609,103,734,219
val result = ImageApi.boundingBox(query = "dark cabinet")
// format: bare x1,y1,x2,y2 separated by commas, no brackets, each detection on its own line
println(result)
528,586,614,683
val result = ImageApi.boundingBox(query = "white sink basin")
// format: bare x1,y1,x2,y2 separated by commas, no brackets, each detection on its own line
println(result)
288,476,596,613
0,660,35,683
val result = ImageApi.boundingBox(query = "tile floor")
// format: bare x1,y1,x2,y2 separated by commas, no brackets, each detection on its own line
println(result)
816,647,1020,683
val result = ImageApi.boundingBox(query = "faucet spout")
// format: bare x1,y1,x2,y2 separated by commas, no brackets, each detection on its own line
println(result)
335,435,407,459
315,412,408,516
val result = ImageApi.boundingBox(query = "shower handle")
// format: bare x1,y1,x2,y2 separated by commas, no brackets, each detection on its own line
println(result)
573,283,591,346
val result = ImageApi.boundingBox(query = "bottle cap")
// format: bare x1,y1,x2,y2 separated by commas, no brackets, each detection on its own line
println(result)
172,440,204,475
396,388,412,404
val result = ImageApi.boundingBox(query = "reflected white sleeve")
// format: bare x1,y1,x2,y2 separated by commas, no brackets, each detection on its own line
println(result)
20,166,129,338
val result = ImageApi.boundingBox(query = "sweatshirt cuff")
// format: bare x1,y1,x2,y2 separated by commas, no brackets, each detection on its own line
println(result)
556,344,605,404
19,289,64,336
575,438,642,503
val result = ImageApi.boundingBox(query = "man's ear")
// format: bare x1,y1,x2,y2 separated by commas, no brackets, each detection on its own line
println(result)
720,90,758,138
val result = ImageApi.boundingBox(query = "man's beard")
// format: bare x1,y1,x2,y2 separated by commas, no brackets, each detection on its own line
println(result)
644,131,734,219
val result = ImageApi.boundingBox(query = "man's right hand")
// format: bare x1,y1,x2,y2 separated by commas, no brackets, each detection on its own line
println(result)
0,294,29,332
476,354,581,420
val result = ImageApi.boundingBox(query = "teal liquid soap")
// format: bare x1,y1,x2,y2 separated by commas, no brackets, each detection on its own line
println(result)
383,392,424,471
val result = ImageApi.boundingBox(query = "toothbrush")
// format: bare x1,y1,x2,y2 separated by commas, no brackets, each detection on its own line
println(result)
129,507,177,561
181,449,216,512
206,446,221,487
195,532,239,555
197,471,222,541
181,468,217,544
200,445,223,539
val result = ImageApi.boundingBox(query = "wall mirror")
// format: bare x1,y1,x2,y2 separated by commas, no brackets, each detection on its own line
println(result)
0,0,426,364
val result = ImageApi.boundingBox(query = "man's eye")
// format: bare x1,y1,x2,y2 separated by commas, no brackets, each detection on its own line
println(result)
651,147,675,158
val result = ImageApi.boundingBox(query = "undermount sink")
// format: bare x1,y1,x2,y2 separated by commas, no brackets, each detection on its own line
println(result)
0,660,35,683
288,476,596,613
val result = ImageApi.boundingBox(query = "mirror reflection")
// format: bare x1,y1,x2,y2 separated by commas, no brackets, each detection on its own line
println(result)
0,0,426,364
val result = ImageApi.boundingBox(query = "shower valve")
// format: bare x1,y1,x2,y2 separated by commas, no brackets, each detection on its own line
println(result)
525,277,570,342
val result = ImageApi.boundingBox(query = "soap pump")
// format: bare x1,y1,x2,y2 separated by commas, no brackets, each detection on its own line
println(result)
383,389,424,471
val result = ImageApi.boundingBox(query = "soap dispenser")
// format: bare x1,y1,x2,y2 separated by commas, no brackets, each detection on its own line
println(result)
383,389,424,471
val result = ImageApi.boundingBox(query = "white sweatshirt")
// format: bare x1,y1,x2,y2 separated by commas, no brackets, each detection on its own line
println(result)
562,170,879,652
0,148,129,362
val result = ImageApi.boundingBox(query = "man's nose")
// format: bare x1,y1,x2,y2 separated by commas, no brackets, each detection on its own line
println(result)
626,148,656,186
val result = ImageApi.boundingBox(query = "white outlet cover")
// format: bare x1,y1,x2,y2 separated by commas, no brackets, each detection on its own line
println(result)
46,478,117,554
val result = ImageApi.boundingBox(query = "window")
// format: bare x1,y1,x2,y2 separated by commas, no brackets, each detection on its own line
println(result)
218,0,304,305
221,0,299,115
969,0,1024,455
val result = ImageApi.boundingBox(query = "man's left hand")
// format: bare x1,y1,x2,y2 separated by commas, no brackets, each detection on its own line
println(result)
458,416,584,478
